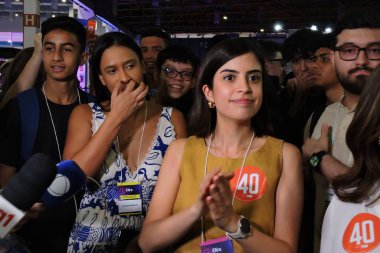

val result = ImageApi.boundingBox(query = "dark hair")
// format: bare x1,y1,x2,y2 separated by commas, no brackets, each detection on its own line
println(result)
283,28,322,61
257,40,283,60
332,8,380,48
91,32,143,105
156,45,199,72
140,28,170,46
207,34,235,52
0,48,45,101
332,65,380,203
188,38,272,137
41,16,86,53
317,33,334,50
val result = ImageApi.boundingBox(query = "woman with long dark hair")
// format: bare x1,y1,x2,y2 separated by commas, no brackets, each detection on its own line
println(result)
139,38,303,253
63,32,186,252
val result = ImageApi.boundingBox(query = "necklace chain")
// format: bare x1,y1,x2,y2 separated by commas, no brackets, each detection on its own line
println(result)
117,102,148,174
42,82,81,161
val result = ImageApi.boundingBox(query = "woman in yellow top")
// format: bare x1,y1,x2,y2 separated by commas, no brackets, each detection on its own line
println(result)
139,38,303,253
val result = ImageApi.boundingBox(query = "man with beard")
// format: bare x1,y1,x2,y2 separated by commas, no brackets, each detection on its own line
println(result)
302,8,380,253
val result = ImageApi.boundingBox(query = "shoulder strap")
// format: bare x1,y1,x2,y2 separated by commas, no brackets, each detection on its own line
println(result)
309,105,326,137
17,88,39,163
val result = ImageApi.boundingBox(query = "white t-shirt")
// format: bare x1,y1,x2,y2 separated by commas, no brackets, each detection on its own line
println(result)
320,188,380,253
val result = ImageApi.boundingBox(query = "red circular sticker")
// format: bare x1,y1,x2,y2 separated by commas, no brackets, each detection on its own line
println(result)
229,165,267,202
342,213,380,253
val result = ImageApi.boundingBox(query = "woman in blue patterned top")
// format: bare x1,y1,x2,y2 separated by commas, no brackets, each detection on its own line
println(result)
63,32,187,252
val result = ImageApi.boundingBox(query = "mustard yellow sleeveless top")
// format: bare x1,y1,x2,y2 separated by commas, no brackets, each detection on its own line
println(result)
171,135,283,253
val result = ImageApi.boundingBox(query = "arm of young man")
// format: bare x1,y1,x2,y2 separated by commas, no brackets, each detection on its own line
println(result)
0,33,43,110
302,124,350,182
206,142,303,253
287,71,315,119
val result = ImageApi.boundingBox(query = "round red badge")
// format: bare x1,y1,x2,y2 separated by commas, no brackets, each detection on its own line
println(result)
342,213,380,253
229,165,267,202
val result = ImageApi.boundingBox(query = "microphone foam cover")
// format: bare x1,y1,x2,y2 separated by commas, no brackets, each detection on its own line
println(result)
1,153,57,210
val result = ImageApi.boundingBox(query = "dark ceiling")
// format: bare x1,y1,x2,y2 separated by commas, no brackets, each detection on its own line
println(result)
90,0,380,35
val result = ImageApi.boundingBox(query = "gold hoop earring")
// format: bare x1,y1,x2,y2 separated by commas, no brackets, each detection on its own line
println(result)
208,101,215,108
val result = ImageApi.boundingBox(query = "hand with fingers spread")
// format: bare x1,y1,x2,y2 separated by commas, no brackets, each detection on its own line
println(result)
109,81,149,123
205,171,240,233
302,123,330,163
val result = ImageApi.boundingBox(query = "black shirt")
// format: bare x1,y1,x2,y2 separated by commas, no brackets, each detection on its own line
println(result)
0,86,92,253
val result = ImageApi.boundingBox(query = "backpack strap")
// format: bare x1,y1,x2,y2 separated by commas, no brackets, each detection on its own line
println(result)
17,88,39,163
309,105,326,137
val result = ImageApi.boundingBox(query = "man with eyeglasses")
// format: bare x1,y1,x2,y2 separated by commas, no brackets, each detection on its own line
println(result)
302,8,380,253
155,45,198,120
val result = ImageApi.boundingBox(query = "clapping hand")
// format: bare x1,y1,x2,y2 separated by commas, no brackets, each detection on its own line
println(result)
206,171,240,233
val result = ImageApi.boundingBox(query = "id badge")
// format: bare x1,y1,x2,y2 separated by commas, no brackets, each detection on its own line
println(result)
117,182,143,216
200,237,234,253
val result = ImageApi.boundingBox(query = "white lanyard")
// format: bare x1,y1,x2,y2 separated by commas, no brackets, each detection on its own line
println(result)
201,132,255,242
42,82,81,161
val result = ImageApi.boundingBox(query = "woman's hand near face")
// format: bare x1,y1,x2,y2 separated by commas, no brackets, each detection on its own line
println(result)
109,81,148,123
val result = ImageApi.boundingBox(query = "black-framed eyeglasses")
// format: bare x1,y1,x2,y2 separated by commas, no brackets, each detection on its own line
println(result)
334,45,380,61
161,67,194,81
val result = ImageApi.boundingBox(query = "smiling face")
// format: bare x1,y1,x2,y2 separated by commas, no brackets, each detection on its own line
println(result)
203,52,263,123
42,29,86,82
332,28,380,94
140,36,167,74
98,45,144,93
159,59,195,99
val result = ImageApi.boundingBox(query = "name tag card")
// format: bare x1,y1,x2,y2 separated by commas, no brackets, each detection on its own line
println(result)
117,182,143,216
200,237,234,253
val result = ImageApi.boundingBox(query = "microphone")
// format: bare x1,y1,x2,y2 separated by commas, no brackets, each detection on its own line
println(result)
0,153,57,238
42,159,86,207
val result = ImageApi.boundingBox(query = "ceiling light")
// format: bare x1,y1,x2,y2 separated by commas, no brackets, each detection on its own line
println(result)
223,16,228,20
274,23,283,32
260,28,264,32
52,14,56,17
15,13,19,17
310,25,318,31
62,0,67,2
324,27,332,34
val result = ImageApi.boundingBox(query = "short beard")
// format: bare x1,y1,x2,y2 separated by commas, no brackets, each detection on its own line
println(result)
337,67,373,95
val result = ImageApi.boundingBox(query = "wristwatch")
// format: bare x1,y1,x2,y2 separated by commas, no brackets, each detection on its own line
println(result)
309,151,328,170
226,216,252,240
